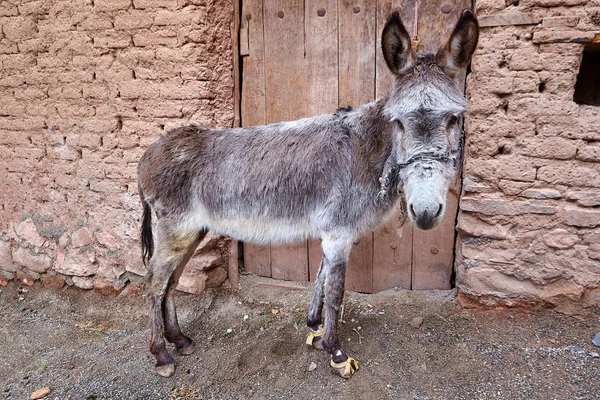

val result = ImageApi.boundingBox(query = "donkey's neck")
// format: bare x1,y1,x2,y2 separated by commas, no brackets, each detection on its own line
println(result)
339,98,402,209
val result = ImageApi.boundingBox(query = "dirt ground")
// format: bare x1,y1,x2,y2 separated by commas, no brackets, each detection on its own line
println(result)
1,276,599,400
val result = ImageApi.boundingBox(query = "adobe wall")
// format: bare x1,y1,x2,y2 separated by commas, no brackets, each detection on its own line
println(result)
0,0,234,295
458,0,600,312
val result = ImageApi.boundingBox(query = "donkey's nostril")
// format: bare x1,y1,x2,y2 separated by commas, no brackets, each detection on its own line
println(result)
435,204,443,218
410,204,416,217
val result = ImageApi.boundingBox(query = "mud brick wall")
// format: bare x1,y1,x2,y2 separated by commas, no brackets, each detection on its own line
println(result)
0,0,234,295
458,0,600,312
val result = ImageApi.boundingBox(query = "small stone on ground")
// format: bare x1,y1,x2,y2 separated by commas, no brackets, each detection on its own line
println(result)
593,333,600,347
411,316,424,328
308,362,317,372
30,386,50,399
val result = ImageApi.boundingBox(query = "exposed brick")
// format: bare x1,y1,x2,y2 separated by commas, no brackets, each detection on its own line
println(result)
565,191,600,207
564,207,600,228
133,30,178,47
577,144,600,162
154,10,200,26
537,163,600,188
2,17,37,41
133,0,178,9
118,80,159,99
16,270,35,286
514,137,579,160
0,3,19,16
532,30,595,44
114,11,155,30
158,81,213,100
41,274,66,289
77,15,114,30
460,197,557,216
457,214,509,240
94,0,131,12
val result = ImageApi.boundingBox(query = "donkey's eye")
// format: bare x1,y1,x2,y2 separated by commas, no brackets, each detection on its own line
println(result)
446,114,459,130
396,120,405,131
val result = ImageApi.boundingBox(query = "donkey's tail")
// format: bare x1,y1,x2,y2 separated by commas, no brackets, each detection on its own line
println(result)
140,192,154,266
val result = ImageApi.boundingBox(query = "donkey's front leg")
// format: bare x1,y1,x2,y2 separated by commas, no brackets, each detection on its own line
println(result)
320,232,358,378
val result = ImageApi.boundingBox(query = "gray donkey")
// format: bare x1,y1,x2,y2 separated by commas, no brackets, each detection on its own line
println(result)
137,10,479,378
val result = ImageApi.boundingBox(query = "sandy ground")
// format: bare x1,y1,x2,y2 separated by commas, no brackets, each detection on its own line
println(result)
1,276,599,400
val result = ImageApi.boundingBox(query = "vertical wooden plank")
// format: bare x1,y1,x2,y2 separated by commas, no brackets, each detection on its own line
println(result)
305,0,339,283
263,0,309,282
411,0,471,290
228,1,241,288
338,0,377,293
241,0,271,277
338,0,376,108
372,0,414,292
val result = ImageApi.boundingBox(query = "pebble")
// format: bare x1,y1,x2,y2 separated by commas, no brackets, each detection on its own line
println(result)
30,387,51,400
589,352,599,358
308,362,317,372
411,316,424,329
593,333,600,347
226,328,233,334
243,315,249,320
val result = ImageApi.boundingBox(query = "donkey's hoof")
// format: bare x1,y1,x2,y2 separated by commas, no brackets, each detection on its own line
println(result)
305,327,324,350
155,363,176,377
330,356,359,379
177,341,195,356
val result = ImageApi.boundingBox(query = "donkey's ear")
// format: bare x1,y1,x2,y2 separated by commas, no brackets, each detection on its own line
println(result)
435,10,479,79
382,12,415,76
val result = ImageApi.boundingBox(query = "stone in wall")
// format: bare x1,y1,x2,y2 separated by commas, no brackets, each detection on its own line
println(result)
0,241,15,272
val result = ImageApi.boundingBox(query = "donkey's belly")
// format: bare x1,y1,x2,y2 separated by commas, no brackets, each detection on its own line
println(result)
204,217,321,244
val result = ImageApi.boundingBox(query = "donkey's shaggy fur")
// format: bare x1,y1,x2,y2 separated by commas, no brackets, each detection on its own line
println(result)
137,10,479,378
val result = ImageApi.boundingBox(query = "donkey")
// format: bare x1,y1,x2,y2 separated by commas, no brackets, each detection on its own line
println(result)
137,10,478,378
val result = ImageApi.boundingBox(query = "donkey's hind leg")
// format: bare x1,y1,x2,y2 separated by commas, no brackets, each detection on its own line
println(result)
162,229,208,356
146,222,203,377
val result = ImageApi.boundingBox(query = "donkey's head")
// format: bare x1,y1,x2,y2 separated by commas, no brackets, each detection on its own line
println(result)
382,10,478,230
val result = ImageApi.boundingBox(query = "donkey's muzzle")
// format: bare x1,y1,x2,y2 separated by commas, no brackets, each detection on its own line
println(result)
409,202,443,230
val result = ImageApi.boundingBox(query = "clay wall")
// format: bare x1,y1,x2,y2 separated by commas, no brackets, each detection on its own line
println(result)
0,0,234,295
458,0,600,312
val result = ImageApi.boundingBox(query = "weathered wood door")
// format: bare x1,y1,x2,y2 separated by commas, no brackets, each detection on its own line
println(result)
239,0,470,292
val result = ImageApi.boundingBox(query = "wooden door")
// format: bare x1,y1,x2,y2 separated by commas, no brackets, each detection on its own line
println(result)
239,0,471,292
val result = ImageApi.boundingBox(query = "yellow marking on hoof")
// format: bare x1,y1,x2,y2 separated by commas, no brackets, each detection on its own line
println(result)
305,327,324,346
330,356,359,379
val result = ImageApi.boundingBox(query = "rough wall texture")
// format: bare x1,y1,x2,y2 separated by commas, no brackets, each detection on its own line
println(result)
458,0,600,312
0,0,234,295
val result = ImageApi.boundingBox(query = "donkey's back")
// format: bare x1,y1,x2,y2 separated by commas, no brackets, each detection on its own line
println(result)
138,113,355,244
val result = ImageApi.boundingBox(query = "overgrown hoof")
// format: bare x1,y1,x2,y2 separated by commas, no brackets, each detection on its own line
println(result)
305,327,324,350
330,356,359,379
155,362,176,377
177,341,195,356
